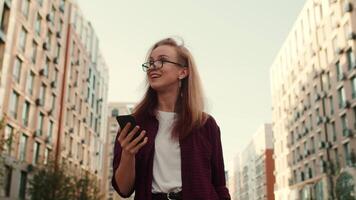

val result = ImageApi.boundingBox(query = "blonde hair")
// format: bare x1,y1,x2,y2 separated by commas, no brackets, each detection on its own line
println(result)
133,37,207,139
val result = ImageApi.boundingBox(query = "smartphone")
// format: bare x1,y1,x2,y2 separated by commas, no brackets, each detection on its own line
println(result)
116,115,143,142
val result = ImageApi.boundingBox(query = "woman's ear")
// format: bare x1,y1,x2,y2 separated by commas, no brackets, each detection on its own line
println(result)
179,68,189,79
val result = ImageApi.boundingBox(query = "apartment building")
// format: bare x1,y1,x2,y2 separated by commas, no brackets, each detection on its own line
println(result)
270,0,356,199
104,102,136,200
233,124,275,200
0,0,109,199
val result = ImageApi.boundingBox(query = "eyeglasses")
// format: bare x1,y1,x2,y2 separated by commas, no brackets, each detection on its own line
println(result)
141,59,186,72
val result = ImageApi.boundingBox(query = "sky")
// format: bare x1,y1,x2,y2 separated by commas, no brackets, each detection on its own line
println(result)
77,0,307,171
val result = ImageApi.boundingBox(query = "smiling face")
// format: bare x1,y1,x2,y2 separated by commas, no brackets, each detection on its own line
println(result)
147,45,188,93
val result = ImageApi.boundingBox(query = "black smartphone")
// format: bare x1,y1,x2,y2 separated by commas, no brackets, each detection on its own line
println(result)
116,115,143,142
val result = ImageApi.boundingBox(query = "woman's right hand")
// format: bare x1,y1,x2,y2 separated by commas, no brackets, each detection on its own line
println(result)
118,123,148,158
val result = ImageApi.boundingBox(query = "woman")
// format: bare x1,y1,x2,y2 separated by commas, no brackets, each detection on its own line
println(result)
112,38,231,200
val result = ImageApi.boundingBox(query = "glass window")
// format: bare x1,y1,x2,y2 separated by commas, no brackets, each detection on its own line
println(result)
21,0,30,18
338,87,346,108
31,41,37,64
39,83,46,104
19,27,27,51
19,171,27,200
48,120,53,141
4,165,12,197
344,142,351,166
22,100,30,126
352,76,356,99
341,114,348,131
4,125,13,155
37,112,44,136
9,91,19,119
346,49,355,70
32,142,40,165
13,57,22,83
329,96,334,115
26,71,35,95
18,134,28,161
34,13,41,36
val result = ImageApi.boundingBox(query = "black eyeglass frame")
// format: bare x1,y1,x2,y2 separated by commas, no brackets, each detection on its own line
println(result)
141,59,186,72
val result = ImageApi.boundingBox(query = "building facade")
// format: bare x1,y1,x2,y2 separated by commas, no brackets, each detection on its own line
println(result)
270,0,356,199
233,124,275,200
0,0,109,199
104,102,136,200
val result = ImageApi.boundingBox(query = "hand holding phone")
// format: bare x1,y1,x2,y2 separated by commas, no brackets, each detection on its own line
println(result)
116,115,145,148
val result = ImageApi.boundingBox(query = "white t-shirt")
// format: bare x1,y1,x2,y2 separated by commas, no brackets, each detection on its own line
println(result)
151,110,182,193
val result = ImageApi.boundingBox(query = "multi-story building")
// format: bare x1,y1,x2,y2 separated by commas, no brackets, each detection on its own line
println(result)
270,0,356,199
0,0,109,199
104,102,136,200
0,0,69,199
233,124,275,200
58,0,109,193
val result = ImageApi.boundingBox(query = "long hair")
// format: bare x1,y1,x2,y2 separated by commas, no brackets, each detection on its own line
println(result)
132,37,207,140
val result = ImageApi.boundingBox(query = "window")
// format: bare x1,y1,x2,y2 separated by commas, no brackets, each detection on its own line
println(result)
47,120,53,142
341,114,348,131
34,13,41,36
329,96,334,115
19,171,27,200
18,134,28,161
18,27,27,52
32,142,40,165
338,87,346,108
21,0,30,18
13,57,22,83
22,100,30,126
4,125,13,155
31,41,37,64
343,142,351,166
0,3,10,34
4,165,12,197
37,0,43,6
37,112,44,136
26,71,35,95
332,36,338,55
347,49,355,70
334,148,340,171
44,148,50,164
352,76,356,99
39,83,46,104
44,57,50,78
331,122,337,142
336,61,343,81
51,93,56,112
9,91,19,119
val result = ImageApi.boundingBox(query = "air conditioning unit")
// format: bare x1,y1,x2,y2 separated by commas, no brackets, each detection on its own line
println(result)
316,116,323,125
56,31,61,38
83,118,87,123
50,81,57,88
81,139,85,144
314,93,321,101
343,129,353,137
69,128,74,133
53,57,59,64
347,31,356,40
79,160,83,165
342,101,351,109
338,73,346,81
335,47,344,55
46,13,54,22
319,141,326,149
70,105,75,110
45,136,50,143
47,109,53,115
43,42,49,50
344,2,353,12
95,152,99,156
322,116,329,124
39,68,45,76
35,98,43,106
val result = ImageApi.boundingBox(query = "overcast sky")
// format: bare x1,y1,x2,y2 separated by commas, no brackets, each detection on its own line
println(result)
77,0,307,171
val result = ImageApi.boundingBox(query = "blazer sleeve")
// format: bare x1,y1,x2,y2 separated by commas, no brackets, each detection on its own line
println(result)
209,117,231,200
111,130,135,198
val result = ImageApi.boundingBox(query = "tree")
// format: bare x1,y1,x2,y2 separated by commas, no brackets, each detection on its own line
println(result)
28,160,76,200
28,159,103,200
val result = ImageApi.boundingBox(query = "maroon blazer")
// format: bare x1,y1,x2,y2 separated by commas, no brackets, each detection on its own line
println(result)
112,113,231,200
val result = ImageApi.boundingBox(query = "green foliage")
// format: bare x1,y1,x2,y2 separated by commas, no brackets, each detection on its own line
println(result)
28,160,103,200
